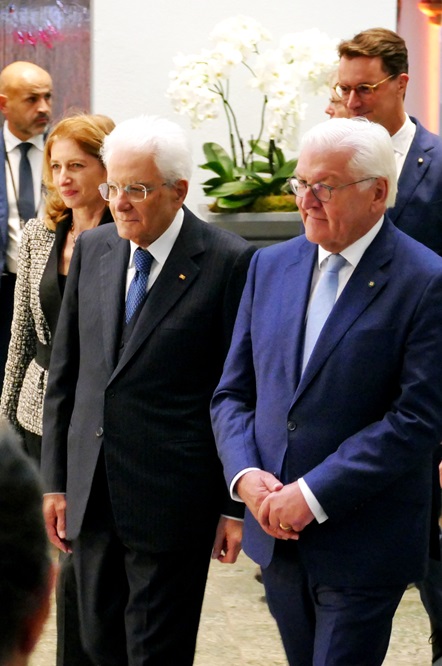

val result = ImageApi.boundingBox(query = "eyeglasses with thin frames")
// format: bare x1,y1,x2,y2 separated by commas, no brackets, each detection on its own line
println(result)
288,177,377,203
333,74,396,100
98,182,168,203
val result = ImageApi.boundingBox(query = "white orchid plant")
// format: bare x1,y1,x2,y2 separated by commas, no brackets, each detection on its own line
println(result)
167,16,338,212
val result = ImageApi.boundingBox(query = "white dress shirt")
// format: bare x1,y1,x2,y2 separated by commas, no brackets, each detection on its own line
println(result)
126,207,184,296
3,121,44,273
390,113,416,179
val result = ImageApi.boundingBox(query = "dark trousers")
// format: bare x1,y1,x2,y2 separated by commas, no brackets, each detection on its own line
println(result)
72,458,216,665
261,539,406,666
0,272,15,390
416,531,442,663
56,552,94,666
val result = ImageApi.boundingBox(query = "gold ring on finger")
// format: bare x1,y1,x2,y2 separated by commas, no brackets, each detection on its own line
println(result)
279,523,292,532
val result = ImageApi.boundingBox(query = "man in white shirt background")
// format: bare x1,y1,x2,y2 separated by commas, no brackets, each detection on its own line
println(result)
0,60,52,390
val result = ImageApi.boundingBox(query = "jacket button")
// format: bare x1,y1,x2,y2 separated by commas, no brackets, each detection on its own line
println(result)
287,421,296,431
96,427,104,437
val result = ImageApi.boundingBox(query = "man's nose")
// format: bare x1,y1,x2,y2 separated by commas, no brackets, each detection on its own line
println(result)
302,185,321,207
37,97,51,114
346,90,360,110
113,190,132,209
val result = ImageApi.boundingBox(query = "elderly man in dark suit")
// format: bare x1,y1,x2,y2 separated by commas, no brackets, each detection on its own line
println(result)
211,118,442,666
41,115,254,666
0,61,52,390
337,28,442,664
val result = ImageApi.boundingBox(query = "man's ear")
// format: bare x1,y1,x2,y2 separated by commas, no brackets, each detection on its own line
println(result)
371,177,389,211
173,179,189,206
0,94,8,115
18,562,55,656
397,72,409,100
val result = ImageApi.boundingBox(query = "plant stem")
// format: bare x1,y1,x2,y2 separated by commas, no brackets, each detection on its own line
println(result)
248,95,268,167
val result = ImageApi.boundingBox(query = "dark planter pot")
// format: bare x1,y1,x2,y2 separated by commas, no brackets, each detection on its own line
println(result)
201,207,304,248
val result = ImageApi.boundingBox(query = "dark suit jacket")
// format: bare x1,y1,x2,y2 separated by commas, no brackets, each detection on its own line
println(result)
41,207,254,552
212,218,442,587
389,117,442,255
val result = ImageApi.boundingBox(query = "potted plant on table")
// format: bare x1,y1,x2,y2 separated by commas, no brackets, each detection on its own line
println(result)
167,15,338,224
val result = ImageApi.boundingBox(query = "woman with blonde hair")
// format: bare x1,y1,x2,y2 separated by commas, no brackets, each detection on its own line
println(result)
1,112,114,666
1,113,114,459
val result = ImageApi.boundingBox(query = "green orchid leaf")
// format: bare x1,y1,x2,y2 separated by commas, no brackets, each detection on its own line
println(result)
202,142,234,179
216,195,256,209
248,139,270,157
201,176,224,188
249,160,271,174
209,180,263,197
200,160,232,178
272,159,298,179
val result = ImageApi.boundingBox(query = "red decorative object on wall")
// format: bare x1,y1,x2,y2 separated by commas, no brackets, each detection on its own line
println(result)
0,0,91,121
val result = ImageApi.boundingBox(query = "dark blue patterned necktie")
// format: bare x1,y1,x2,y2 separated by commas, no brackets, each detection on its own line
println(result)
18,142,35,223
125,247,153,323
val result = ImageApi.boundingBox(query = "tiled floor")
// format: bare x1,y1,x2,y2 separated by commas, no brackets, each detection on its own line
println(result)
31,551,433,665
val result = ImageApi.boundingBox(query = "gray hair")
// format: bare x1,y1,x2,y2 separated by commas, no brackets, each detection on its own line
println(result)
101,115,193,183
299,117,397,208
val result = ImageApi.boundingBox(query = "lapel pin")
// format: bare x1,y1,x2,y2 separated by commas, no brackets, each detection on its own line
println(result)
418,157,424,165
368,281,375,288
179,274,186,280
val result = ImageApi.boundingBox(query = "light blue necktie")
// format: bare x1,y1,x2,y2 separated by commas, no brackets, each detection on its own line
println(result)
302,253,347,371
125,248,153,323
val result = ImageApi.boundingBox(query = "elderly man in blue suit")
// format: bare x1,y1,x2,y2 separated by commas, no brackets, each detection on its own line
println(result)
337,28,442,665
211,118,442,666
0,61,52,390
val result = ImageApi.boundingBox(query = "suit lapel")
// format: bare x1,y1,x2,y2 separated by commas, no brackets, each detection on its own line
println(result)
280,240,316,390
100,231,129,374
110,211,204,380
293,222,396,402
389,118,432,224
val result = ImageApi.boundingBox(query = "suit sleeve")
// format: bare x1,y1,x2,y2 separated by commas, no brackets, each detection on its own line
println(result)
40,239,82,493
217,242,256,517
212,250,263,491
1,225,37,432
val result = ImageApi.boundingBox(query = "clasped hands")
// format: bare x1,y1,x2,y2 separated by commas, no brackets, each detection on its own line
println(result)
236,470,314,540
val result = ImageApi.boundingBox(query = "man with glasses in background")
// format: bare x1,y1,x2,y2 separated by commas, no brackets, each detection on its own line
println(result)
336,28,442,665
336,27,442,255
211,117,442,666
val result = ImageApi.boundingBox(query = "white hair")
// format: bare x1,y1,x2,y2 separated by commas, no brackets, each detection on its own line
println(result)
101,115,193,182
299,117,397,208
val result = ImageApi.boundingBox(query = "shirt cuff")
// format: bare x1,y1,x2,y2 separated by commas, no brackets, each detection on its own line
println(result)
230,467,261,501
298,477,328,524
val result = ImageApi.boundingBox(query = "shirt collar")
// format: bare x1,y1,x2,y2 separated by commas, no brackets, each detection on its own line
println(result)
3,121,45,152
317,216,384,269
129,207,184,267
390,113,416,157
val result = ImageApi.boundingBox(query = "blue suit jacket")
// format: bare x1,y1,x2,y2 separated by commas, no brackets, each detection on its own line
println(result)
389,117,442,255
212,218,442,587
0,130,8,276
